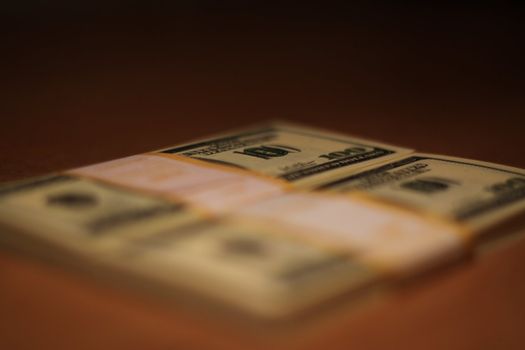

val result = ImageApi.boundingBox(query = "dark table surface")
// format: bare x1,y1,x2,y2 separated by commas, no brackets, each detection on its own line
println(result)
1,3,524,349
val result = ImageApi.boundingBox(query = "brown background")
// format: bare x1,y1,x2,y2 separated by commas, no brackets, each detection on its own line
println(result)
1,2,524,349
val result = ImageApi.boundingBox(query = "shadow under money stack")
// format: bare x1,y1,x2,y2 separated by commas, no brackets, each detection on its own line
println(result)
1,121,524,319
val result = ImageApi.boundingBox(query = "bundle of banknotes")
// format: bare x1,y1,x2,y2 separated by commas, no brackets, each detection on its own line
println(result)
1,121,524,318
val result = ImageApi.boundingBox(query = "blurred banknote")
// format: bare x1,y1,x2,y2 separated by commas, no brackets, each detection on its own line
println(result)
318,154,525,232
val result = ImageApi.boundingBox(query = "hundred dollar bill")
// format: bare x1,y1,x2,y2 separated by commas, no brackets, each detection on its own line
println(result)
112,218,378,318
157,121,412,188
317,154,525,232
0,174,379,318
0,175,205,261
0,175,378,318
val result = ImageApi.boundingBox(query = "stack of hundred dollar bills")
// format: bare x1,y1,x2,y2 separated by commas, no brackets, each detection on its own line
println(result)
1,121,524,318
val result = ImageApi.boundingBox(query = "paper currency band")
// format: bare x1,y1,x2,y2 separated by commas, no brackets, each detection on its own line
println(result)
233,191,472,276
68,153,292,214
